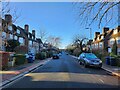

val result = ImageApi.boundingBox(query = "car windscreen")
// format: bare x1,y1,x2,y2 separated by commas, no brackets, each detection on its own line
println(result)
85,53,97,59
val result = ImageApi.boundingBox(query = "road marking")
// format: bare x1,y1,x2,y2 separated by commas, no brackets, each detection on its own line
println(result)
99,79,104,83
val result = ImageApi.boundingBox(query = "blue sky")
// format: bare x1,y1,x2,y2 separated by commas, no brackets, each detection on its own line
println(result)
6,2,119,49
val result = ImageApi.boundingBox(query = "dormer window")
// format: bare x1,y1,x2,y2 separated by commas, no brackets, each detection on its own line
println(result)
101,36,104,39
97,37,99,40
114,29,118,35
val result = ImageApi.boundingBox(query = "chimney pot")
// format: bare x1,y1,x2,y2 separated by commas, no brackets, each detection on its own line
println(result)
5,14,12,24
24,24,29,32
102,27,109,34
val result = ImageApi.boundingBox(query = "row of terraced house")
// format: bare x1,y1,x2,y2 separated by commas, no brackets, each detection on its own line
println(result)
1,14,43,54
91,26,120,55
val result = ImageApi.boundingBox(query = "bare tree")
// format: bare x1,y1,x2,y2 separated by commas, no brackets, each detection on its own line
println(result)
72,34,86,48
2,1,22,23
47,36,61,48
38,28,48,43
73,1,120,28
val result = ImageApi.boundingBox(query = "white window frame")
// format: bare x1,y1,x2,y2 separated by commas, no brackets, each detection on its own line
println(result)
10,34,13,39
17,29,20,34
14,36,17,40
113,29,118,35
101,36,104,39
8,25,12,31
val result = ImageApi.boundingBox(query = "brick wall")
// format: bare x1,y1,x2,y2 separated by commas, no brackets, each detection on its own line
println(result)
0,51,14,70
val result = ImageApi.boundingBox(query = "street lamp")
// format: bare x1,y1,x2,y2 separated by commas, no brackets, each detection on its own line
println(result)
85,27,92,40
85,27,92,53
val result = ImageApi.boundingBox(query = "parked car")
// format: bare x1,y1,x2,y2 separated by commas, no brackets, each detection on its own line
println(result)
58,53,62,56
25,53,35,61
78,53,102,68
52,54,59,59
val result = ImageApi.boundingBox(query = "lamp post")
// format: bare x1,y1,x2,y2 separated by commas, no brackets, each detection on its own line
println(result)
85,27,92,40
85,27,92,53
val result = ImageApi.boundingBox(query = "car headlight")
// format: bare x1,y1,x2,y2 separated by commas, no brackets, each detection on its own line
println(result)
99,60,102,63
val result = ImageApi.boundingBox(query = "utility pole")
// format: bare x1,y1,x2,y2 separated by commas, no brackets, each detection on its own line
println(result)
85,27,92,53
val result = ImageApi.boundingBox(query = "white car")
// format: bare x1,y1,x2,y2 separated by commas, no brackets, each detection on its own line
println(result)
25,53,35,61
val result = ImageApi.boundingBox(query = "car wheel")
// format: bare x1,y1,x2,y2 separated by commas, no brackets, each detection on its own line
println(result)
97,66,102,69
84,62,88,68
79,61,82,65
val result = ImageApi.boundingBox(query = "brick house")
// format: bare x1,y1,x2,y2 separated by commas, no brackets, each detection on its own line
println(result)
1,14,43,54
91,26,120,55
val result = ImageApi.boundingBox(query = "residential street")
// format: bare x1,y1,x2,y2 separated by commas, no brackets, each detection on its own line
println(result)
4,52,120,88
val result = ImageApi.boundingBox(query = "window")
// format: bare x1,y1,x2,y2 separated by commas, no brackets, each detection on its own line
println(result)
19,38,24,45
17,29,20,34
10,34,13,39
117,40,120,44
2,32,6,39
91,44,94,49
99,42,103,48
8,25,12,31
110,38,115,45
110,41,114,45
114,29,118,35
117,48,120,55
29,41,32,47
97,37,99,40
116,37,120,44
14,36,17,40
101,36,104,39
95,43,98,48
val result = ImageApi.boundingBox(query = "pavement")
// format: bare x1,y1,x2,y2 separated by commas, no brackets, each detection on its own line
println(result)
0,58,51,88
71,55,120,78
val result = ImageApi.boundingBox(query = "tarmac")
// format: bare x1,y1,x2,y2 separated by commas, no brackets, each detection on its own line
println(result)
0,58,51,88
0,56,120,88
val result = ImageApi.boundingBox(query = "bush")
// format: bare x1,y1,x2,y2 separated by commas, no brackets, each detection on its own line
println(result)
116,55,120,67
35,53,41,59
46,51,53,58
14,54,26,65
35,52,47,60
41,52,47,59
5,39,20,52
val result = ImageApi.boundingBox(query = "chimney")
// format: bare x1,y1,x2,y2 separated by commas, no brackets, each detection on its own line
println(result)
24,24,29,33
95,32,100,38
118,26,120,32
5,14,12,24
32,30,35,39
102,27,109,34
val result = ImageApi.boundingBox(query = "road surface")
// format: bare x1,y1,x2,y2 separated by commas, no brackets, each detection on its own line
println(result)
4,53,120,88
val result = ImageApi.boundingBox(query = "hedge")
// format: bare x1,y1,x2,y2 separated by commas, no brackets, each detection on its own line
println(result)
14,54,26,65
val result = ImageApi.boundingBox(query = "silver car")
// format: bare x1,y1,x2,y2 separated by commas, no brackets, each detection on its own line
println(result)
78,53,102,68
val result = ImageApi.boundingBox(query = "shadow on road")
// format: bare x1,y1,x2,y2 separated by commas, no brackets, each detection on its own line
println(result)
5,75,119,88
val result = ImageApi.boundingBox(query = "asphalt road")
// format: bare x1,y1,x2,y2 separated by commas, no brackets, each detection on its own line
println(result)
4,53,120,88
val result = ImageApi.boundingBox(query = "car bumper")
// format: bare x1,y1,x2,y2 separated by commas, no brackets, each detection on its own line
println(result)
87,63,102,67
